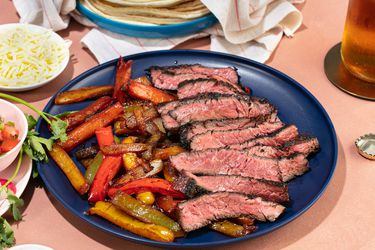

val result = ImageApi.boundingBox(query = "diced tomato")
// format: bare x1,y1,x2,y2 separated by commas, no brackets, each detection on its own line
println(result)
0,139,19,153
2,124,19,140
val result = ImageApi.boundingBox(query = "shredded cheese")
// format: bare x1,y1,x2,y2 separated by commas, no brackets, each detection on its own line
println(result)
0,25,69,87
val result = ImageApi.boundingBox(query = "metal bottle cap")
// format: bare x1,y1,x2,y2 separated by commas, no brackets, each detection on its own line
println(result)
355,133,375,160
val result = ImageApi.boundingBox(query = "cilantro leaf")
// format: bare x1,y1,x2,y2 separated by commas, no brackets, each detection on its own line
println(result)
25,114,37,130
6,190,24,221
0,218,14,249
49,118,68,142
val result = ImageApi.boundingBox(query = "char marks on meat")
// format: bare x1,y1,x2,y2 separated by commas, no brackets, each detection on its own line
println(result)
228,124,299,150
177,78,243,99
177,192,285,232
148,64,241,91
189,120,284,151
173,171,289,203
170,148,309,182
166,94,275,129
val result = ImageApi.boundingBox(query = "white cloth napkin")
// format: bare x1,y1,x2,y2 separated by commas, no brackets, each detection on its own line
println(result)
13,0,304,64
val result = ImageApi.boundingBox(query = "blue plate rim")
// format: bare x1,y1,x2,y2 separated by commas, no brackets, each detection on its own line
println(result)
36,49,338,248
76,1,217,31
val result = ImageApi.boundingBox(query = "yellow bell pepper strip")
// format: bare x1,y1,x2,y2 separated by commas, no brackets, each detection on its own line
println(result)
88,201,174,242
128,80,177,104
100,143,148,156
153,145,185,160
112,192,182,233
49,144,89,195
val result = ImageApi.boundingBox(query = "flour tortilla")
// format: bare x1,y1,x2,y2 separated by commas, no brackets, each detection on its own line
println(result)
104,0,190,7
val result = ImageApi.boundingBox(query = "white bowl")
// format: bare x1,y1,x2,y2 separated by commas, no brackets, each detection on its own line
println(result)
0,99,28,172
0,23,70,92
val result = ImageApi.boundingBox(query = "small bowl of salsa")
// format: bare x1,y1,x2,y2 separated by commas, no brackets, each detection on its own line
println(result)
0,99,28,172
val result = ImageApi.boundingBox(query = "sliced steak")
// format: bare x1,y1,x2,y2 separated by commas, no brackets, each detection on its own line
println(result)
177,192,285,232
148,64,240,90
170,148,308,182
229,124,299,150
246,136,320,158
157,101,180,130
189,120,284,151
180,115,279,145
168,94,275,129
177,78,243,99
283,135,320,156
173,171,289,203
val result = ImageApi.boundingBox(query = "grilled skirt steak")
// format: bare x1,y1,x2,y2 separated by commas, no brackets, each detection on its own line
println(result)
173,171,289,203
148,64,240,90
245,136,320,158
189,120,284,151
177,192,285,232
228,124,299,150
180,116,279,144
166,94,275,129
177,78,243,99
170,149,309,182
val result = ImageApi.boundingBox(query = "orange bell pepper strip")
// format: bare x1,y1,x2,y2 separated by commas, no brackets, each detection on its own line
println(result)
107,178,185,199
54,85,114,105
63,96,112,131
128,80,177,104
59,102,123,152
113,58,132,103
49,144,89,195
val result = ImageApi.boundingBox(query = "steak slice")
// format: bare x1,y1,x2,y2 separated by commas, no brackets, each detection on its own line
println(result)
229,124,299,150
157,101,180,130
177,192,285,232
148,64,240,90
170,148,308,182
246,136,320,158
177,78,243,99
189,120,284,151
168,94,275,129
180,114,279,145
173,171,289,203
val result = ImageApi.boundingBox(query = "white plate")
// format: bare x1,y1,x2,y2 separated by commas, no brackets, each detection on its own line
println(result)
9,244,54,250
0,155,32,216
0,23,70,92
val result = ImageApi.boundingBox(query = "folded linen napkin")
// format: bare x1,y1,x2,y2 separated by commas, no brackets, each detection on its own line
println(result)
13,0,304,64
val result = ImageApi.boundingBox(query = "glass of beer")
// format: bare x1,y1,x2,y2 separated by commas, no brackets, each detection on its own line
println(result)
341,0,375,83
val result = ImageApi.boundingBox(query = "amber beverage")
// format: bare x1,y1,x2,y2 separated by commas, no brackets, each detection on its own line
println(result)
341,0,375,83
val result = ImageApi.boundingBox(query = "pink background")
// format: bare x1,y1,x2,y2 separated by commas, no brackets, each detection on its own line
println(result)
1,0,374,249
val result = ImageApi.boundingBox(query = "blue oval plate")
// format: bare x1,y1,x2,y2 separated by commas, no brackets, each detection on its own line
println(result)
36,50,338,248
76,1,217,38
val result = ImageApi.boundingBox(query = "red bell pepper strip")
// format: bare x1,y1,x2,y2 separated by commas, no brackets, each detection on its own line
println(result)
113,58,132,103
88,156,122,203
107,178,185,199
95,126,114,147
156,195,180,216
128,80,177,104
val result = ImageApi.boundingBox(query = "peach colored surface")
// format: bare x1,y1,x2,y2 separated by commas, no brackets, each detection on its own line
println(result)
1,0,374,249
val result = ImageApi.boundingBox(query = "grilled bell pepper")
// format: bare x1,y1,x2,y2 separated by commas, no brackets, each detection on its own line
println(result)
112,192,181,233
88,201,174,242
49,144,89,195
113,58,132,103
84,152,104,185
95,126,114,147
128,80,177,104
88,156,122,203
55,85,114,105
153,146,185,160
59,102,123,152
209,220,256,237
108,178,185,199
156,195,179,216
100,143,148,156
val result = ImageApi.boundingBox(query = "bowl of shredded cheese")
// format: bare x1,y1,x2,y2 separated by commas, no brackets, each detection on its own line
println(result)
0,23,70,92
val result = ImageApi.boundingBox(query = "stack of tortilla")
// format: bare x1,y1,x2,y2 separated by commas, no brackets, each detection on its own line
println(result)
80,0,211,25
